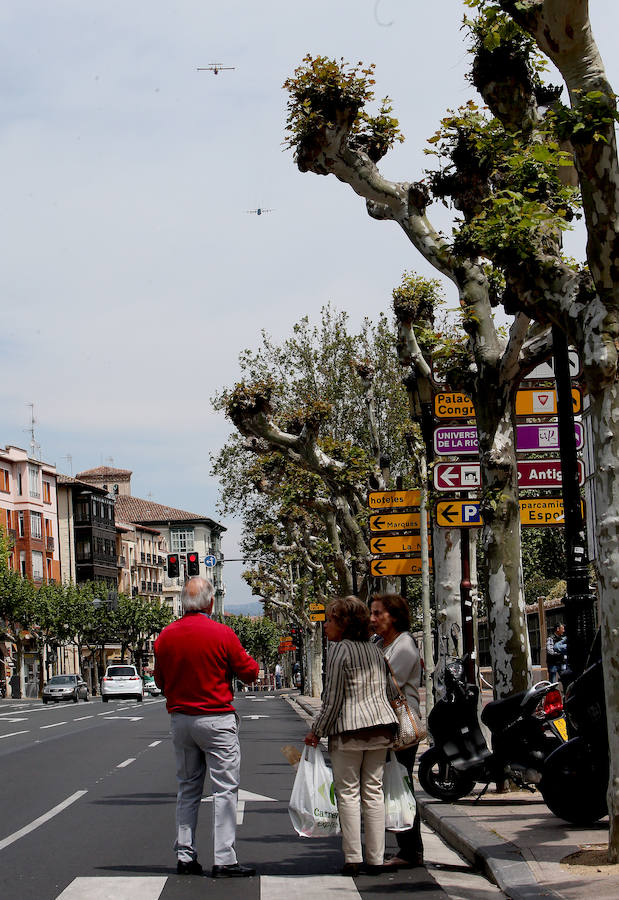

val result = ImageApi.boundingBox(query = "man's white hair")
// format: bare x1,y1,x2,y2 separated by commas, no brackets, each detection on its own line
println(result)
181,577,215,613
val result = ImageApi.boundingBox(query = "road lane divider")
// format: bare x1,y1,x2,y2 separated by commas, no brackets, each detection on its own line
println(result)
148,740,162,747
40,721,67,729
117,758,136,768
0,730,29,740
0,790,87,852
73,715,95,721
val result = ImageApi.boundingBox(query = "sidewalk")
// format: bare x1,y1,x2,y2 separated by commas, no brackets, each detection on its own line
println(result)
290,691,618,900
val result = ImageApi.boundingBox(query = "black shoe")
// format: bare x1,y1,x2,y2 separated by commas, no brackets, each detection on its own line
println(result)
176,860,203,875
340,863,361,876
211,863,256,878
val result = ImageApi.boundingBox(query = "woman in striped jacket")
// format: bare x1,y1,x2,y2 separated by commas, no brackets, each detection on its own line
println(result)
305,596,398,876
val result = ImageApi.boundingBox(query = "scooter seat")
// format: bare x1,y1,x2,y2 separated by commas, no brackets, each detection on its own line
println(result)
481,690,528,732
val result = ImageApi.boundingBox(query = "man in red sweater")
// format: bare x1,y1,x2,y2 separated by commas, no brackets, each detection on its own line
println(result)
154,576,259,878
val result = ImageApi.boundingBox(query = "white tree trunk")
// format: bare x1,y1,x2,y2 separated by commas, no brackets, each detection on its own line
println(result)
433,527,463,700
309,623,323,699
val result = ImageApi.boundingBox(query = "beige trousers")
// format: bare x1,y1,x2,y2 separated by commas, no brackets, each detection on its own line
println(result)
329,746,388,865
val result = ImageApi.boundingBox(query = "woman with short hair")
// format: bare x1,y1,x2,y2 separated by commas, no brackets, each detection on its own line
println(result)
305,596,398,876
370,593,424,868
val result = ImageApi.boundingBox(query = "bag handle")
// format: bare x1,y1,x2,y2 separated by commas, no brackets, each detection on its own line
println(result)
385,657,407,702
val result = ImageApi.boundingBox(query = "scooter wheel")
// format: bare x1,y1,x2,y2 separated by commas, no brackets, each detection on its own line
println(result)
418,746,476,802
540,739,608,824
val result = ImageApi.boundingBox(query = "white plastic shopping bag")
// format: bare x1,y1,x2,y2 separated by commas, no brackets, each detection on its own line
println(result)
288,745,340,837
384,752,416,831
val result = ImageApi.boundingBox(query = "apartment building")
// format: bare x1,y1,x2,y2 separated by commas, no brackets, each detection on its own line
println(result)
56,475,117,589
0,445,60,584
75,466,226,617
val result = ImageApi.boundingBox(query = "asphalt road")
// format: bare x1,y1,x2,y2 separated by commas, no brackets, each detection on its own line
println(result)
0,692,502,900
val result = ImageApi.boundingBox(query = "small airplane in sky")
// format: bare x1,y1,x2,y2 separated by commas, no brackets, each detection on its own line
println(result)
246,207,274,216
197,64,235,75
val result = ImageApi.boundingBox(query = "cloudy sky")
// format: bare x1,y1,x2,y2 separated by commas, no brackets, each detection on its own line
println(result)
2,1,618,607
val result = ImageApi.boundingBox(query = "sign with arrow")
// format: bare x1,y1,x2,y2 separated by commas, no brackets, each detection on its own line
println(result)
434,422,584,456
436,497,583,527
371,557,431,577
524,350,581,380
370,535,429,555
434,459,585,491
369,489,421,509
369,511,426,533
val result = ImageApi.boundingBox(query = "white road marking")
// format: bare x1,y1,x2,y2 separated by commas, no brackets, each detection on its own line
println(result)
243,714,270,720
149,741,162,747
117,758,136,768
0,730,29,740
40,721,67,729
0,717,29,722
106,716,143,722
74,715,95,721
261,875,362,898
0,790,87,851
56,876,167,899
201,788,276,824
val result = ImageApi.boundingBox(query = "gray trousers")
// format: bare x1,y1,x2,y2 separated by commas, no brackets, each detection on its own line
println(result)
171,712,240,865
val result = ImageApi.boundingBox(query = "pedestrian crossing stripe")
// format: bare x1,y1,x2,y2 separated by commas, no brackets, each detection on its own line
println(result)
55,875,363,899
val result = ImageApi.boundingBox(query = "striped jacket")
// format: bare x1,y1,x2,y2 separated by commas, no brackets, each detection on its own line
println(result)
311,639,398,738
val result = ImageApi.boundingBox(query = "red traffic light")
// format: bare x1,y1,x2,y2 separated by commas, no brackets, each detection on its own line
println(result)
167,554,180,578
187,552,200,576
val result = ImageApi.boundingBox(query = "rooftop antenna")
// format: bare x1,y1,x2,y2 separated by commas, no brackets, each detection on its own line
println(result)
24,402,41,460
62,454,73,476
106,456,114,467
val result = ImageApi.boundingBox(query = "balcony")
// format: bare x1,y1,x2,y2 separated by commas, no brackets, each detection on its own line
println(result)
146,553,151,563
140,553,146,563
46,537,55,552
146,582,152,592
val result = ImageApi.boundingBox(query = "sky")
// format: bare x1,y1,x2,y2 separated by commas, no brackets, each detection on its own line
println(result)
2,1,618,608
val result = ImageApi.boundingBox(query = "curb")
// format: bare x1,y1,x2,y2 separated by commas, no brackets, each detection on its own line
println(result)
416,790,561,900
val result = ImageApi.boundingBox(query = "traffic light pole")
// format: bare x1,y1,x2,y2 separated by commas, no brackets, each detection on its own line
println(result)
552,325,596,676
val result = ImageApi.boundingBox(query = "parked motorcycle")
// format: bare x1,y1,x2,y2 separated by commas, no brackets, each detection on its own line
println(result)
418,657,567,801
539,632,608,824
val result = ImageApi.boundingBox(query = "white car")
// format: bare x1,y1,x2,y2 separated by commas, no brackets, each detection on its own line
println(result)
101,664,143,702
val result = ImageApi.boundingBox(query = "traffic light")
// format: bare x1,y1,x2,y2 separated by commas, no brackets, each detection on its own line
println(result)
167,554,180,578
290,625,302,648
186,551,200,577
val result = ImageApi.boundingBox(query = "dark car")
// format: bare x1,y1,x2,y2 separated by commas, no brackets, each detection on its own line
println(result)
42,674,89,704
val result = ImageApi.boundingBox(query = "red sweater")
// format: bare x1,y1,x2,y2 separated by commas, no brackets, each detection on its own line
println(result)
154,613,259,715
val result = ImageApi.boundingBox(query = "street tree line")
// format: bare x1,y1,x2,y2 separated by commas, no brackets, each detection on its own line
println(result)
0,559,173,695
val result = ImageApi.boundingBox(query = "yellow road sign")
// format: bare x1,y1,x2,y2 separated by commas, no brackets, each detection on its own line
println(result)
370,557,432,577
369,512,426,533
308,602,325,611
434,389,582,419
309,612,326,622
369,489,421,509
436,501,482,528
370,535,430,555
519,497,584,526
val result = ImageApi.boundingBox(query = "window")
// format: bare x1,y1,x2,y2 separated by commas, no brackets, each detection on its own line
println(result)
75,500,90,523
170,528,194,552
18,511,25,538
46,558,53,581
6,510,11,529
18,472,22,495
20,551,26,578
43,481,51,503
76,539,92,561
29,466,40,498
32,550,43,581
0,469,9,492
30,511,42,539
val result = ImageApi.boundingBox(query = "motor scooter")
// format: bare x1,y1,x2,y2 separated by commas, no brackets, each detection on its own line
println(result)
418,657,567,801
540,631,608,824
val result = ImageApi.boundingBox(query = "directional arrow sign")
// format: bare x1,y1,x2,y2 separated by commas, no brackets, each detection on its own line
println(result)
308,602,325,611
434,459,586,491
434,462,481,491
309,612,326,622
525,350,581,380
436,497,584,527
369,512,426,532
369,489,421,509
434,422,583,455
370,535,429,554
371,557,431,577
436,501,482,527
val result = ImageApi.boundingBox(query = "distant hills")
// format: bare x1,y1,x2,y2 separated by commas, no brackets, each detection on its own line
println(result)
224,600,265,617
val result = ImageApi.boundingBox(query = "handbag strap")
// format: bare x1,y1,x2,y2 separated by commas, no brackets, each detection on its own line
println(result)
385,657,407,701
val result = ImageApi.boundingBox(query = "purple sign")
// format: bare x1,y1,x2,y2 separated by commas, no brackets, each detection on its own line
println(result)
434,422,583,456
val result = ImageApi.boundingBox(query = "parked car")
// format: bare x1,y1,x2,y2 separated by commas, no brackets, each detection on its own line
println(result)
42,674,89,704
143,675,161,696
101,665,143,702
